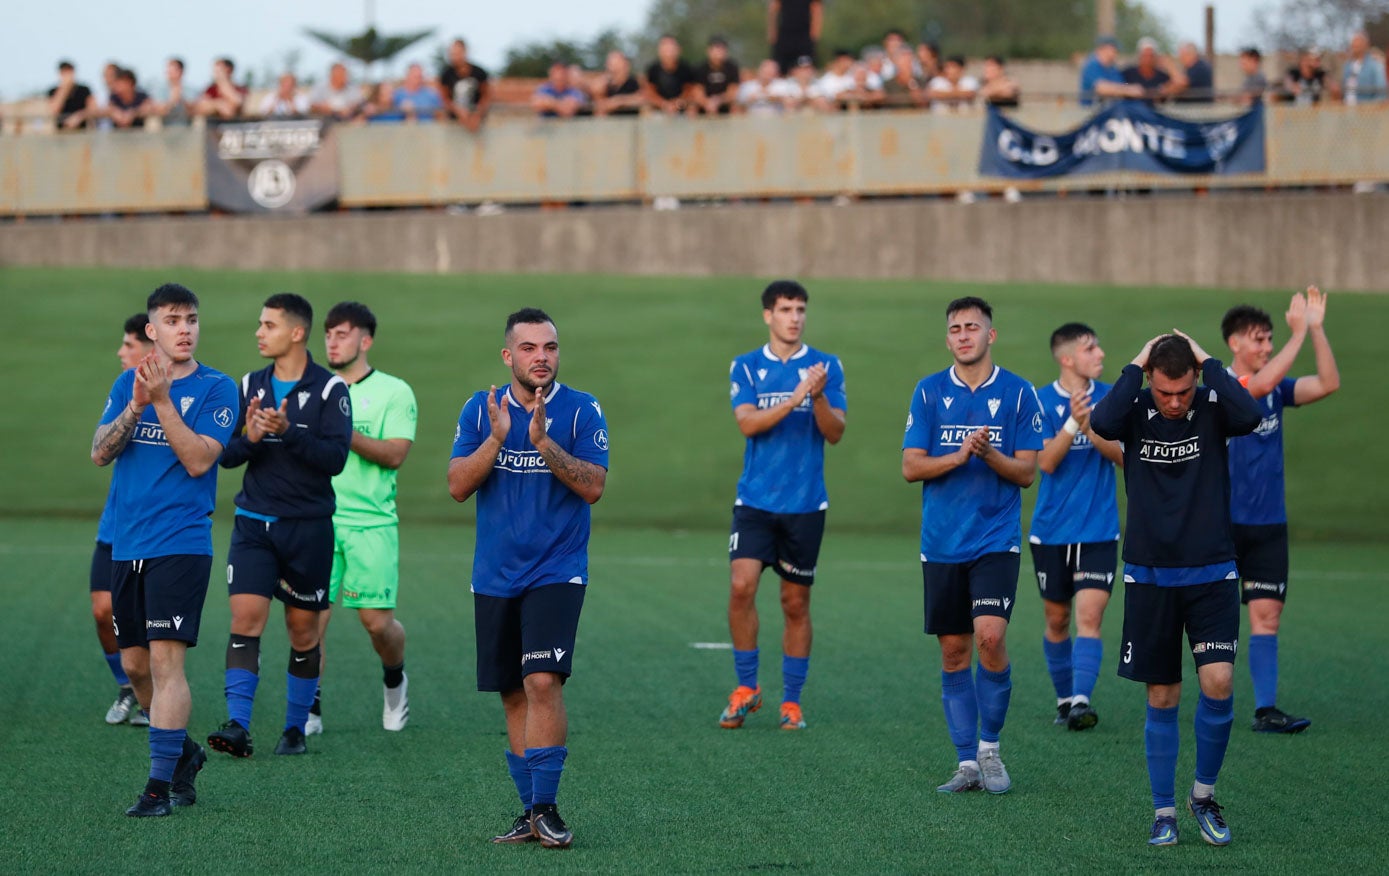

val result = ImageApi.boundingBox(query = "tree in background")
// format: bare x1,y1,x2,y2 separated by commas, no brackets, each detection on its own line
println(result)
1252,0,1389,51
500,28,633,77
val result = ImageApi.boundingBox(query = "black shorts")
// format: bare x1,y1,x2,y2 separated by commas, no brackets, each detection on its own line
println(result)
474,583,586,693
922,552,1021,636
1118,579,1240,685
729,505,826,586
111,554,213,649
90,540,114,593
1029,541,1118,602
773,37,817,75
226,514,334,611
1233,523,1289,604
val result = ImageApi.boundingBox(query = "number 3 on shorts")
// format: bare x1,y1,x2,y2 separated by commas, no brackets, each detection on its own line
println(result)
1123,641,1133,664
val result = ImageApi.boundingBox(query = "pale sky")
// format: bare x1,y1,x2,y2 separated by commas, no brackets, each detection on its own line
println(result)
3,0,1263,100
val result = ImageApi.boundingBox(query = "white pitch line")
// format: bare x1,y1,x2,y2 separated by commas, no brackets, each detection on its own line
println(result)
689,642,733,650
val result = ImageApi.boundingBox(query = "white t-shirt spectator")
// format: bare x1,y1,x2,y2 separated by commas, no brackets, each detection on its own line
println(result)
819,70,883,99
258,91,309,117
309,83,364,117
927,75,979,111
738,78,789,116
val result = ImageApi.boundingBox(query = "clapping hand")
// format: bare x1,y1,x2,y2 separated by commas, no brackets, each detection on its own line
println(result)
485,386,511,443
253,399,290,436
529,389,549,448
1304,285,1327,329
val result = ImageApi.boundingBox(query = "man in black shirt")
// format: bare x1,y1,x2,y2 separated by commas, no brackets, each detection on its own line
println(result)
1122,37,1187,103
1090,333,1261,850
440,38,490,132
594,51,643,116
48,60,96,130
692,36,741,115
768,0,822,78
644,35,696,114
108,68,153,129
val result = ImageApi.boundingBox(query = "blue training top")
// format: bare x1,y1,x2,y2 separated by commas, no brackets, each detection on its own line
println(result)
1029,379,1120,545
98,363,238,561
1228,376,1298,526
903,365,1045,564
729,344,847,515
452,383,609,598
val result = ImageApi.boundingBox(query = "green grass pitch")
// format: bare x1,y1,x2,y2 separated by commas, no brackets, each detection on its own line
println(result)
1,267,1387,871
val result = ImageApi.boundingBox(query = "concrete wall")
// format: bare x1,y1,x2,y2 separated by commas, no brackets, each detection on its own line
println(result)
2,193,1385,291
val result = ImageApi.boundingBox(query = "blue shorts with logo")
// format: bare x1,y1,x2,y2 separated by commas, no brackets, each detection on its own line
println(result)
1029,540,1118,602
1118,579,1240,685
729,504,826,586
474,582,585,693
111,554,213,649
922,551,1021,636
226,514,333,611
1233,523,1290,604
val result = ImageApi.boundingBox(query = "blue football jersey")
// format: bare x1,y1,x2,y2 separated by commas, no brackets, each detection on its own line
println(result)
98,364,238,561
451,383,609,598
903,365,1045,563
96,480,117,545
1029,380,1120,545
729,344,847,514
1228,376,1298,526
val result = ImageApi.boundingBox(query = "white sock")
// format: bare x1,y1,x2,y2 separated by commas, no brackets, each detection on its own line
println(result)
977,740,1000,756
959,759,980,771
1072,695,1090,706
1155,806,1177,819
1192,781,1216,800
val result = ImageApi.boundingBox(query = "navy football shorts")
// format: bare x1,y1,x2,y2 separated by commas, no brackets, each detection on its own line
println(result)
1029,541,1118,603
1118,579,1240,685
111,554,213,649
226,514,334,611
922,551,1021,636
474,582,586,693
1232,523,1290,604
729,505,826,586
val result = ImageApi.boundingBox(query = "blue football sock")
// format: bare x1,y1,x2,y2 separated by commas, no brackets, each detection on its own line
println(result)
733,648,759,689
975,664,1012,744
782,655,809,705
1042,636,1072,701
225,668,258,729
1194,693,1234,786
285,674,318,733
1145,704,1180,810
105,651,130,687
941,668,979,763
1249,634,1278,710
148,727,185,783
526,746,568,806
1072,636,1103,701
505,750,532,811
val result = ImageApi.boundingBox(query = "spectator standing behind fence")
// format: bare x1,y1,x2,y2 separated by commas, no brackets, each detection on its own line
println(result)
645,35,697,114
880,29,918,80
917,43,943,83
1281,48,1327,105
258,73,309,118
48,61,97,130
1176,43,1214,102
1079,36,1130,106
979,56,1020,108
593,52,643,116
1339,32,1386,104
152,59,191,126
362,82,403,123
737,59,789,116
882,47,925,108
440,38,490,132
928,56,978,112
394,64,445,122
195,58,245,119
1238,48,1268,105
566,66,592,114
835,63,885,109
692,36,741,115
769,0,822,78
1122,38,1187,103
532,63,587,118
310,63,364,121
820,50,881,106
781,57,830,111
107,69,153,129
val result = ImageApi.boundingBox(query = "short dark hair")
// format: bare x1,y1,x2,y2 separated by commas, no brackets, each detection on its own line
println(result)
217,57,236,73
505,307,555,339
659,33,679,43
946,296,992,322
761,280,808,310
947,55,966,67
147,282,199,314
834,48,855,59
124,312,152,339
708,35,728,48
58,60,75,72
453,37,468,48
324,301,376,336
169,57,185,72
985,55,1006,66
1147,335,1198,380
1221,304,1272,341
115,68,136,85
1240,46,1262,61
264,292,313,328
885,29,907,40
1050,322,1096,354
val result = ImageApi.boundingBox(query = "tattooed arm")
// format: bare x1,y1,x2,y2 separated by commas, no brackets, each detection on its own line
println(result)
92,400,143,466
536,438,607,504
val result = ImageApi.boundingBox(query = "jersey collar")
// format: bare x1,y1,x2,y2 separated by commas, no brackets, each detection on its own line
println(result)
503,382,563,408
1051,378,1094,399
948,364,999,390
762,343,809,362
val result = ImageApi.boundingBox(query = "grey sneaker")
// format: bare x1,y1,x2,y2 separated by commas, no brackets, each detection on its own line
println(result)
936,763,983,793
105,688,137,725
978,750,1012,794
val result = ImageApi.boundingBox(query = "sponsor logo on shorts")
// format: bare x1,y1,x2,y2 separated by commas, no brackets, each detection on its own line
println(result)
554,646,567,661
279,581,323,603
1243,580,1285,594
521,650,553,664
1137,437,1200,464
778,559,815,578
147,619,172,630
173,615,184,630
1191,640,1237,655
972,597,1013,611
1073,571,1113,584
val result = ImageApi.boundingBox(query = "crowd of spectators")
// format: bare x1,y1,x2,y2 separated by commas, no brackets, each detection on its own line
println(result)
39,26,1389,133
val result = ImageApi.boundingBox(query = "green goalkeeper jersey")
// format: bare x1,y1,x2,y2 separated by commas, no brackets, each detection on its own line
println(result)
331,369,417,528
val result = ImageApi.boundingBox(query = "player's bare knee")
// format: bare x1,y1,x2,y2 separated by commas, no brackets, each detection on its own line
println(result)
523,671,563,699
729,576,759,605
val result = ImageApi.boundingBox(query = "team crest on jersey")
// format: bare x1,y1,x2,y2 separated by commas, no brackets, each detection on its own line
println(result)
1055,404,1065,418
942,397,954,410
180,396,195,415
987,398,1001,418
1031,412,1044,432
594,429,608,451
214,407,234,428
757,369,768,381
339,396,350,416
297,391,311,409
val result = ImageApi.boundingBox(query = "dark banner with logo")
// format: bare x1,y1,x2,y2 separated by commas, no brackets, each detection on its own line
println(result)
978,100,1265,178
205,120,339,212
